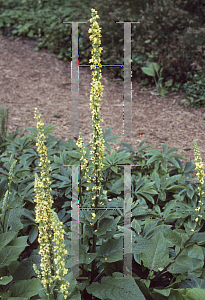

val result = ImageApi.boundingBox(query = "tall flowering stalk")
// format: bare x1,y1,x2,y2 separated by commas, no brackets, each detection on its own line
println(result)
191,140,205,232
77,8,105,202
33,108,70,299
76,8,105,207
76,8,105,282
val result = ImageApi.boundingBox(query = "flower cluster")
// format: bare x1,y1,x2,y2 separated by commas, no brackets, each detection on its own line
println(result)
76,132,90,191
33,108,70,299
191,140,205,231
76,8,105,207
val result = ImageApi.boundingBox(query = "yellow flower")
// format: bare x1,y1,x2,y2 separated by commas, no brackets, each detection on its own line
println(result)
76,8,105,203
33,108,70,299
192,140,205,231
92,213,96,219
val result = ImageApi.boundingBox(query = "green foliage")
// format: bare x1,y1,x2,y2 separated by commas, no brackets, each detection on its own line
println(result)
0,104,29,155
131,0,205,106
179,68,205,109
1,101,205,298
86,272,146,300
141,61,170,97
0,165,40,298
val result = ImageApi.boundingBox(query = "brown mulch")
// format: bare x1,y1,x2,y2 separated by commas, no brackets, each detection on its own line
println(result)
1,33,205,183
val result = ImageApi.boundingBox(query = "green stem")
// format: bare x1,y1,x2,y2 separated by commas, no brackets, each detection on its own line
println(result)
79,163,84,245
5,182,11,233
91,178,99,283
46,227,58,299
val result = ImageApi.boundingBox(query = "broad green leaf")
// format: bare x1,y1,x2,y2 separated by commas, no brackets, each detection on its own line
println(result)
0,231,17,250
162,228,182,247
151,171,160,190
163,200,177,220
98,236,123,263
141,66,155,77
86,272,146,300
132,235,154,254
0,236,28,268
141,231,169,272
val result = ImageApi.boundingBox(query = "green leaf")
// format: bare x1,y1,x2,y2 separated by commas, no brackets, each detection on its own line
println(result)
79,244,97,264
153,205,161,215
132,235,154,254
162,144,168,157
136,140,155,156
109,178,124,195
131,219,141,235
141,66,155,77
98,236,123,263
96,218,118,238
101,126,122,153
102,149,133,171
151,171,160,190
11,248,41,281
161,157,167,172
179,288,205,299
28,29,34,37
22,208,36,223
151,62,160,75
86,272,146,300
111,165,119,173
0,236,28,268
0,231,17,251
132,177,158,204
0,275,13,286
103,127,112,139
28,225,38,244
143,220,158,238
158,86,167,96
141,232,169,272
146,154,162,165
118,142,136,154
162,228,182,248
164,174,183,189
163,200,177,220
165,78,173,87
8,278,40,298
65,150,82,159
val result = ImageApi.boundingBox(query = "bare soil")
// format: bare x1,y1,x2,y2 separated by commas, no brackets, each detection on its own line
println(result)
1,33,205,181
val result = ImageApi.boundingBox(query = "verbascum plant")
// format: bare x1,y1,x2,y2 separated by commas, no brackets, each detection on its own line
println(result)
191,140,205,231
33,108,70,299
76,8,106,283
76,8,105,208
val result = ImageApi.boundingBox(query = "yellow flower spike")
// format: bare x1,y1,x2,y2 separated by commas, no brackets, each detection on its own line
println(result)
192,140,205,232
72,7,107,280
75,10,105,203
33,108,70,299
